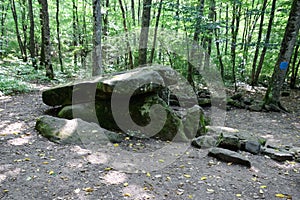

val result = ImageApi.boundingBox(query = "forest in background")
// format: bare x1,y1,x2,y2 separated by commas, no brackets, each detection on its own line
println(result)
0,0,299,107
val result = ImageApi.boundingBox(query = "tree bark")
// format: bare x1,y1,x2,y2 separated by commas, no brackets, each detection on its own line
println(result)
11,0,26,61
119,0,134,69
38,0,54,79
251,0,267,86
290,40,300,89
92,0,102,76
264,0,300,110
149,0,163,63
138,0,152,66
56,0,63,72
28,0,37,69
254,0,277,86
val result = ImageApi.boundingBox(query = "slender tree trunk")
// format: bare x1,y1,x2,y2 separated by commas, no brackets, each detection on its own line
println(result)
39,5,45,66
56,0,63,71
231,1,241,91
118,0,134,68
131,0,136,26
224,4,229,55
19,0,28,62
138,0,152,66
149,0,162,63
38,0,54,79
215,2,224,80
264,0,300,110
92,0,102,76
254,0,277,85
72,0,78,68
28,0,37,69
102,0,109,37
11,0,26,61
290,41,300,89
0,3,9,57
251,0,267,86
188,0,205,88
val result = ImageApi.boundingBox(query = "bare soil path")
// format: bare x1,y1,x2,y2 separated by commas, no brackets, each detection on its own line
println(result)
0,88,299,200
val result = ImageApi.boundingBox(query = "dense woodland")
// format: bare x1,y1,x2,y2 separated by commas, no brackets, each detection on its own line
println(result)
0,0,300,110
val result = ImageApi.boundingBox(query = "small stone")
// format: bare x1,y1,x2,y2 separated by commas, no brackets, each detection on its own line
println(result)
245,141,261,155
261,147,294,162
208,147,251,167
191,136,217,149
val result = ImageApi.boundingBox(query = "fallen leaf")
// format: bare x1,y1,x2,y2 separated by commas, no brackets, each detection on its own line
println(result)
275,193,286,198
42,161,49,164
158,159,164,163
113,143,119,147
123,193,131,197
236,194,242,197
259,189,264,194
83,187,94,192
200,176,207,181
227,162,233,166
104,167,112,171
188,194,193,199
260,185,267,189
24,158,30,161
123,182,129,187
206,189,214,193
146,172,151,177
184,174,191,178
49,170,54,175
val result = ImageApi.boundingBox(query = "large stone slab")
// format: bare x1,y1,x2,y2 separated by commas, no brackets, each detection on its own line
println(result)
57,95,190,141
208,147,251,167
42,65,178,106
35,115,124,144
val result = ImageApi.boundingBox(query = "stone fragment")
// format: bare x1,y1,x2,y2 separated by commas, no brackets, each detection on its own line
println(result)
191,135,217,149
217,133,241,151
208,147,251,167
245,141,261,155
261,147,294,162
35,115,124,144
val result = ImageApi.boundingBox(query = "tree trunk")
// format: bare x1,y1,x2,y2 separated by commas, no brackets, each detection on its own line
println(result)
149,0,163,63
72,0,78,68
38,0,54,79
28,0,37,69
231,1,241,91
290,41,300,89
56,0,63,72
264,0,300,110
251,0,267,86
254,0,277,86
118,0,134,69
92,0,102,76
188,0,205,88
138,0,152,66
215,2,224,80
0,3,9,57
11,0,26,61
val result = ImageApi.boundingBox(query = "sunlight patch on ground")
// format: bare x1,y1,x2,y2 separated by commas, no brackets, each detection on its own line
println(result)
70,145,91,155
122,184,153,199
86,152,110,165
0,121,24,135
101,171,127,185
0,166,21,184
7,136,32,146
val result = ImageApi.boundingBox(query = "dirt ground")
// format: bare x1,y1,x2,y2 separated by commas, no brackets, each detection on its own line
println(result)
0,86,299,200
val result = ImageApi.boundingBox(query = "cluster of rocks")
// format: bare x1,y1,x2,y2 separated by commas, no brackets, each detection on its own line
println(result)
36,66,207,144
35,65,299,168
192,126,300,167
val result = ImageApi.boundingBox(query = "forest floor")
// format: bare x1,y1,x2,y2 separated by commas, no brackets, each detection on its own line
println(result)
0,84,299,200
